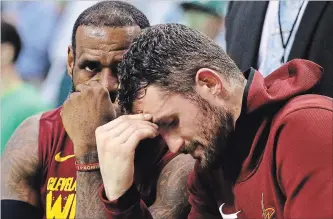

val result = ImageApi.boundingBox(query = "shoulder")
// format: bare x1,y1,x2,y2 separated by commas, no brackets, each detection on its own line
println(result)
2,113,42,156
276,94,332,118
39,107,63,123
273,95,332,165
272,94,332,135
274,94,332,137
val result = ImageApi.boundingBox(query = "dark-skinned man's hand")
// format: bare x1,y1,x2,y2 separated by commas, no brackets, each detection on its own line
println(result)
61,80,117,158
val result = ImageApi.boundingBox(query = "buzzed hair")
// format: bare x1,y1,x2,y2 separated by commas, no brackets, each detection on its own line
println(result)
71,1,150,57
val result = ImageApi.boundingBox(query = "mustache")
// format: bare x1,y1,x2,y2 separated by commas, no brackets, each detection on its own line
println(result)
179,140,202,154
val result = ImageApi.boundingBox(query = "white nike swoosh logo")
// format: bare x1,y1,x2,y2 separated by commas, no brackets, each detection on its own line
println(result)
219,203,241,219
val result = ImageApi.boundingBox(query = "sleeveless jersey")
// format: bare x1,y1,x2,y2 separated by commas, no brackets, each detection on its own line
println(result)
38,107,176,219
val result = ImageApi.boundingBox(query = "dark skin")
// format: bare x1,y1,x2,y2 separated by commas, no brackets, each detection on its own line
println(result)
1,25,194,219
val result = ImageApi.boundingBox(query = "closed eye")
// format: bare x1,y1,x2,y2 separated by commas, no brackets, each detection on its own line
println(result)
159,118,179,130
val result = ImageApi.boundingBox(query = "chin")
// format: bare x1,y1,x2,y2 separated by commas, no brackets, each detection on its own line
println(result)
199,150,222,170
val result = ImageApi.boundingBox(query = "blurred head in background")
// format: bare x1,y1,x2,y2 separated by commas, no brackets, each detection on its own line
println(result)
180,1,227,39
1,20,23,92
1,20,21,73
1,20,51,151
67,1,150,102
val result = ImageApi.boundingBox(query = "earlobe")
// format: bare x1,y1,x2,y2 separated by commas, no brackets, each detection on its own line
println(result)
195,68,222,95
67,46,74,78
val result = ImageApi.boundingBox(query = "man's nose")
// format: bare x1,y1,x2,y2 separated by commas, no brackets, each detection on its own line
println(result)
99,68,119,93
160,132,184,153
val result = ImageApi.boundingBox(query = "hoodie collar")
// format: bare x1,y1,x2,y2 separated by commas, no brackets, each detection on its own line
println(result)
241,59,322,115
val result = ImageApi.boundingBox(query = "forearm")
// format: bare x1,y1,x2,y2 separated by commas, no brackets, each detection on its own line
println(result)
100,184,153,219
75,151,106,219
149,203,190,219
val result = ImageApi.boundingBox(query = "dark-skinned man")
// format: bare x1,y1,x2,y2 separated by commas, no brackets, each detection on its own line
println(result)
1,2,194,219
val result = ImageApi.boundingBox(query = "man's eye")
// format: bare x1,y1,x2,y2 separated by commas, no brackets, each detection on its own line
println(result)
84,63,99,72
166,119,179,128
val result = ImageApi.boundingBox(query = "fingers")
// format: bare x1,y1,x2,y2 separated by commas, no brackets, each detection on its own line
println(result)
124,128,158,151
75,83,90,92
76,80,106,92
87,80,104,88
101,114,155,131
95,115,159,153
116,124,158,145
109,120,157,137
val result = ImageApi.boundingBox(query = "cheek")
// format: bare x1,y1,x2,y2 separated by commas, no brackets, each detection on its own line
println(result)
73,68,95,85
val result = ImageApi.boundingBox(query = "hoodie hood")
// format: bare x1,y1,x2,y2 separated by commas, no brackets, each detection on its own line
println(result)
243,59,323,114
223,59,323,183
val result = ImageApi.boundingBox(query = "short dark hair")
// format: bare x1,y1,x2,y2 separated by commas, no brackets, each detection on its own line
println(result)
118,23,243,113
71,1,150,57
1,21,22,62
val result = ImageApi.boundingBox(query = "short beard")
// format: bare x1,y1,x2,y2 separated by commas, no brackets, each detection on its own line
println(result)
181,93,234,169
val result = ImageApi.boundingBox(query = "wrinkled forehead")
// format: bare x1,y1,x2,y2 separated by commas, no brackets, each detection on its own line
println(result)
75,25,141,53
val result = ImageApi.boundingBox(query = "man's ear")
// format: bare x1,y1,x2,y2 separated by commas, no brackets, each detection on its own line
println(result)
195,68,224,96
67,46,74,78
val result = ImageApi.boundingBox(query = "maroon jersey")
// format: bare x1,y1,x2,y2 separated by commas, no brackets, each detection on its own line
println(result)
38,107,176,219
39,108,76,219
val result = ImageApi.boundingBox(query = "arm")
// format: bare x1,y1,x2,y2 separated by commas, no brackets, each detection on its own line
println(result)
59,81,118,219
276,108,333,218
187,163,223,219
75,152,106,219
100,154,195,219
149,154,195,218
1,114,42,218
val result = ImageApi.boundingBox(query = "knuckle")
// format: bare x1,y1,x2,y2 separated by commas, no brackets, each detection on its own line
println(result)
118,115,127,122
95,126,102,136
133,130,143,139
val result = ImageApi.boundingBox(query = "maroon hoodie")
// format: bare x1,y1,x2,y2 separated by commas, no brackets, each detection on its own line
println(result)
99,59,333,219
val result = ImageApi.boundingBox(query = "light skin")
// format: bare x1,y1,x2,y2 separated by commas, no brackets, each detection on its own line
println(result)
1,42,22,94
1,25,194,219
65,25,195,218
130,68,246,168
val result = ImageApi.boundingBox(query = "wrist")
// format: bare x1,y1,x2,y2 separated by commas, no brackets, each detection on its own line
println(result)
75,150,99,164
99,184,141,213
104,180,134,201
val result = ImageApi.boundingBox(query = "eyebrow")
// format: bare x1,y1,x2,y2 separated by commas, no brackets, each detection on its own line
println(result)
77,59,100,67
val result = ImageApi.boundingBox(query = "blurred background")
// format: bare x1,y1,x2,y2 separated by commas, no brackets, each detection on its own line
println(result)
0,0,229,153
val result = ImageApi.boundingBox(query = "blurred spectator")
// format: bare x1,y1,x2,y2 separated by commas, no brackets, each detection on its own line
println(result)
1,21,51,154
226,1,333,97
164,1,228,48
2,1,61,87
41,1,100,107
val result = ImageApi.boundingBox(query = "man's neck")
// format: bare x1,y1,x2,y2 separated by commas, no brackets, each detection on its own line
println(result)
231,78,248,126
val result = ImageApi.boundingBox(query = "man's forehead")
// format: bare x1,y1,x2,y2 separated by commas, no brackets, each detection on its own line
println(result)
132,86,170,115
76,25,141,51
